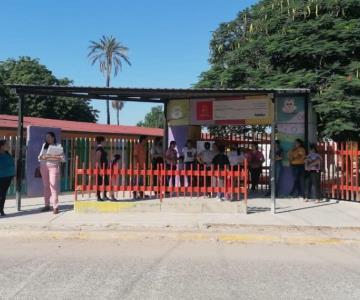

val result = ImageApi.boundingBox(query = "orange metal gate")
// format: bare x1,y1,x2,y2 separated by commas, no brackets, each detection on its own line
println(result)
319,142,360,201
74,157,248,202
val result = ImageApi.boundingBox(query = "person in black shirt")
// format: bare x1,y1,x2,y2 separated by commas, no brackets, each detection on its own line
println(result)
95,136,109,201
212,145,230,201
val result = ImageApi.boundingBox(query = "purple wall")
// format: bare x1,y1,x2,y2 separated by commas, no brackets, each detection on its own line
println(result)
168,126,188,153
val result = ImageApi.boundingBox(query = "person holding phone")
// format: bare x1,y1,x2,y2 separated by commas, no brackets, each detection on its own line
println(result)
38,132,65,214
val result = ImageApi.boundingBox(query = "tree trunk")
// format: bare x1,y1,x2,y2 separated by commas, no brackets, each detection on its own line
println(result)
106,74,110,125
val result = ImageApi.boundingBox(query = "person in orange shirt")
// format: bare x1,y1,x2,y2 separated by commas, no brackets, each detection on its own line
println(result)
288,139,306,198
133,135,148,199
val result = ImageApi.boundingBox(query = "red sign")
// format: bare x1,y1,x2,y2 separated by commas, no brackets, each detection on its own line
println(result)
196,101,213,121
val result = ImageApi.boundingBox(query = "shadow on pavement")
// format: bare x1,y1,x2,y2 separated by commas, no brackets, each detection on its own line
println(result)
276,200,338,214
247,207,271,214
2,204,74,218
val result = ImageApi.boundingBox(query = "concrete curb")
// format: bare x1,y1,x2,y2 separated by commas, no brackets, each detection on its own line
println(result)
74,200,246,214
1,226,360,245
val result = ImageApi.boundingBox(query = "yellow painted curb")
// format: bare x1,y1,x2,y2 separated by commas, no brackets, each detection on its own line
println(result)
0,230,357,245
218,234,343,245
74,201,136,213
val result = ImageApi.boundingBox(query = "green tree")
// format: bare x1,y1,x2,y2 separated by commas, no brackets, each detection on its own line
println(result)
112,100,124,126
196,0,360,141
88,35,131,125
0,57,98,122
137,105,165,129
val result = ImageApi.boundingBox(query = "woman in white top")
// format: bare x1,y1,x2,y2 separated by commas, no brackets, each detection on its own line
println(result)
38,132,65,214
182,140,197,187
227,145,245,170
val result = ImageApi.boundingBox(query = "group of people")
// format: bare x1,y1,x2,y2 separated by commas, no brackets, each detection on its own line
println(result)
0,133,323,216
288,139,322,202
95,135,267,201
154,138,267,200
161,137,322,202
271,138,322,202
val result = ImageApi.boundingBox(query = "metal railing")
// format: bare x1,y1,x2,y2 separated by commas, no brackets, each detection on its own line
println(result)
74,158,249,203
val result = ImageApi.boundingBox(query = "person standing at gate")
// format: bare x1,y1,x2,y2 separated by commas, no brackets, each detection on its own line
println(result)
150,137,164,186
165,141,178,190
288,138,306,198
133,135,148,199
0,139,15,217
38,132,65,214
95,136,109,201
198,142,215,197
110,154,121,202
212,144,230,201
248,143,265,191
304,144,322,202
182,140,197,187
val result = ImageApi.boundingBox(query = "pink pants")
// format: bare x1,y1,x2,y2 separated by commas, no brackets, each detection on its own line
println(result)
40,163,60,209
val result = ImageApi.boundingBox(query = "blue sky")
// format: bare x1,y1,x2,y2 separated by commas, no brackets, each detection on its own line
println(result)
0,0,256,125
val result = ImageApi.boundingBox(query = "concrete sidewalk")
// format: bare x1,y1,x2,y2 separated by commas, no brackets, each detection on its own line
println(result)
1,194,359,231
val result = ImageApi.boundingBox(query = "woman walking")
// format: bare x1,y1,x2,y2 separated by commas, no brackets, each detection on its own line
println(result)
38,132,65,214
0,139,15,216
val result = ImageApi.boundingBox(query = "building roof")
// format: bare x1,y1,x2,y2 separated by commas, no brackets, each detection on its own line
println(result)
0,115,163,137
7,84,311,103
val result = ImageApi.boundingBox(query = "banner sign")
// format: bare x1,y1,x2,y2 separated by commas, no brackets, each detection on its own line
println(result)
214,97,272,125
190,96,272,126
276,96,305,166
196,101,213,121
167,99,190,126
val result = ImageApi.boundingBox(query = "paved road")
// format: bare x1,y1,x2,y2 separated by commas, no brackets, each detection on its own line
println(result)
1,238,360,300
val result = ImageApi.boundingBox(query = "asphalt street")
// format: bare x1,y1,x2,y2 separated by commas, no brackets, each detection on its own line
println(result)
1,238,360,300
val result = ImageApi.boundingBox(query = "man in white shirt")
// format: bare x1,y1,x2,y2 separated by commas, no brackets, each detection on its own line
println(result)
198,142,214,167
197,142,215,196
182,140,197,187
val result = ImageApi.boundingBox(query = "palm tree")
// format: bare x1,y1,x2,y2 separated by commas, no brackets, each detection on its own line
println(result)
88,35,131,124
112,100,124,125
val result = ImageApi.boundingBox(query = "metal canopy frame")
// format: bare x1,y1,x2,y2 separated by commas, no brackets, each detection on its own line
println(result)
8,84,310,103
7,84,310,212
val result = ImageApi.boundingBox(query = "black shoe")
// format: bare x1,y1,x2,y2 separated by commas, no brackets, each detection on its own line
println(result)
97,197,104,202
111,197,118,202
41,206,51,212
103,196,111,201
0,211,5,216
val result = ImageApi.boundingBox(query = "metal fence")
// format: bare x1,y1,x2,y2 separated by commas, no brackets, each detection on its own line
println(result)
319,142,360,201
74,159,249,202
